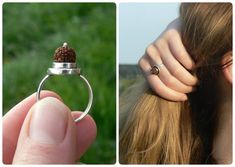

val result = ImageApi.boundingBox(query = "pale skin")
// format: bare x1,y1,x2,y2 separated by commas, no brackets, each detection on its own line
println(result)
139,19,232,163
3,91,97,164
138,18,197,101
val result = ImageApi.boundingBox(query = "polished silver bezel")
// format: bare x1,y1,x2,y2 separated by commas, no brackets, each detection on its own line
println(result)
47,63,80,75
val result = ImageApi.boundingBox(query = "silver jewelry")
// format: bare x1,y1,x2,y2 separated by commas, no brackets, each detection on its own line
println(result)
36,42,93,122
151,63,164,75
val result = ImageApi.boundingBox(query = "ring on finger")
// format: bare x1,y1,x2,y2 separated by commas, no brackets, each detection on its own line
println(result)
150,63,164,75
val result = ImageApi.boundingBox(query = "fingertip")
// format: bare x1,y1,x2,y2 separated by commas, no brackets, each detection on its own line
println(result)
186,62,195,70
192,77,199,86
182,95,188,101
76,113,97,138
71,112,97,158
72,112,97,131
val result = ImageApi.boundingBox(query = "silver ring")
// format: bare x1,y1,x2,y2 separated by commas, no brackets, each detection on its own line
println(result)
36,43,93,123
151,63,164,75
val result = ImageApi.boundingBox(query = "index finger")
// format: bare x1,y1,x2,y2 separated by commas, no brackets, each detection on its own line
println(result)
71,112,97,160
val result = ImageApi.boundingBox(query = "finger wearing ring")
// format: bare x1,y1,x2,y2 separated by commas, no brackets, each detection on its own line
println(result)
151,63,164,75
36,42,93,123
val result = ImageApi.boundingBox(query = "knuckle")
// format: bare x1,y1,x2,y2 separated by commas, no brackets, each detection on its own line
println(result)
145,44,158,60
154,39,168,55
138,58,145,69
145,44,154,55
155,39,166,49
165,29,178,38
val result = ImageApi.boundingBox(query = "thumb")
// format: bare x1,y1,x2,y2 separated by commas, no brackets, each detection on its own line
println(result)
13,97,78,164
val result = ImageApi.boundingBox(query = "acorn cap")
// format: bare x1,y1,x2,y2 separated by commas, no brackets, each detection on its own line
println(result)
53,43,76,63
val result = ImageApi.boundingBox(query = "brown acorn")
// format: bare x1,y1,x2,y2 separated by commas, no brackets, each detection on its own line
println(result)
53,43,76,63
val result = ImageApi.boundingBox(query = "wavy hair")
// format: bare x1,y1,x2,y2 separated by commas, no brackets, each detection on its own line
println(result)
119,3,232,164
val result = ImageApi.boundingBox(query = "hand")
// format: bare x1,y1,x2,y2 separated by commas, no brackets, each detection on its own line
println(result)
138,18,198,101
3,91,97,164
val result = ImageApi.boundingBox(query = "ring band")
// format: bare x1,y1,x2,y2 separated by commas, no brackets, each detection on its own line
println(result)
36,43,93,123
151,63,164,75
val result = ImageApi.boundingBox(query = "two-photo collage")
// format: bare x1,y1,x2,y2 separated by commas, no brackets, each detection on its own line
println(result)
2,0,233,165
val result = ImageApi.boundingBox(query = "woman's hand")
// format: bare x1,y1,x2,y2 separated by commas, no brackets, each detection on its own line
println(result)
138,18,198,101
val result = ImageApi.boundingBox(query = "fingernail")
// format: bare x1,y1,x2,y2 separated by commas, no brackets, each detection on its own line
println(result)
29,97,69,144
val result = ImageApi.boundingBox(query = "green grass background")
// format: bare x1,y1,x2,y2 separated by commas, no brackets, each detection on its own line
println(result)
3,3,116,164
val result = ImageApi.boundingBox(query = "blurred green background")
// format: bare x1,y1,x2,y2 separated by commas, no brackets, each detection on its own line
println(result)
3,3,116,164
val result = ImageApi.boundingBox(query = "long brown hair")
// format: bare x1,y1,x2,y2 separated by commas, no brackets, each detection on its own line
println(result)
119,3,232,164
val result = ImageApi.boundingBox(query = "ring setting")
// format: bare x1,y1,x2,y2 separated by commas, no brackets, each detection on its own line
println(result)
36,42,93,123
151,63,164,75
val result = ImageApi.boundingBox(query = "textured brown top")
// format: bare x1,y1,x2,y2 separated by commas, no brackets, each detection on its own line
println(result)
53,44,76,62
